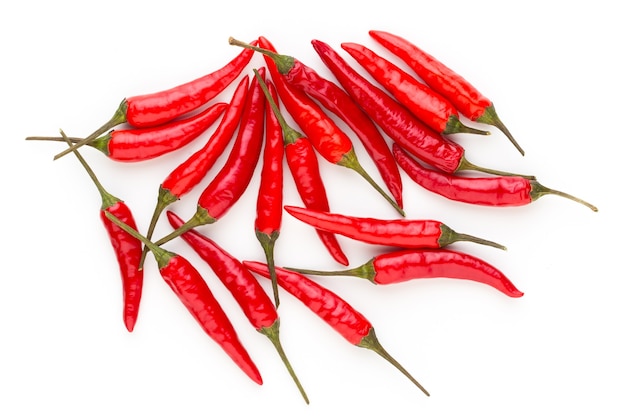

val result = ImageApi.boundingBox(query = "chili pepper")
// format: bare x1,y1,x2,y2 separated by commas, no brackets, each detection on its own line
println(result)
138,76,250,267
286,248,524,298
167,211,308,403
59,130,143,332
393,144,598,211
283,205,506,250
243,261,430,397
30,102,226,162
341,41,490,137
52,46,254,160
254,67,349,266
229,37,404,210
311,39,533,179
253,70,284,307
249,37,404,217
369,30,525,156
104,210,262,385
152,67,267,249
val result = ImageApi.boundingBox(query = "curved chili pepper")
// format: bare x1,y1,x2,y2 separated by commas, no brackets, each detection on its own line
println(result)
53,46,255,160
286,248,524,298
311,39,533,179
283,205,506,250
152,67,267,248
253,37,404,217
229,37,404,210
254,71,285,307
244,261,430,397
341,42,489,136
139,76,250,265
393,144,598,211
369,30,524,155
104,211,262,385
254,68,349,266
167,211,308,403
59,130,143,332
30,102,227,162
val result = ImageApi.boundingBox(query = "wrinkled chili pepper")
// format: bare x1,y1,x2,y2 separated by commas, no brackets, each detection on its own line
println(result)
254,67,349,266
59,130,143,332
167,211,308,403
341,41,489,136
311,39,533,179
250,37,404,217
253,70,285,307
229,36,404,210
286,248,524,298
139,76,250,266
31,102,226,162
152,67,267,249
104,211,262,385
244,261,430,397
53,46,255,160
283,205,506,250
394,144,598,211
369,30,525,155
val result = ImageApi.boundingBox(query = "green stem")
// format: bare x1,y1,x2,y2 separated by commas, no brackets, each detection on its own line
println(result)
253,68,302,146
230,37,295,75
438,224,506,250
259,321,309,404
456,156,536,180
139,186,181,269
338,149,405,217
58,129,119,210
476,104,525,156
256,231,280,308
358,328,430,397
152,206,216,247
530,181,598,212
443,115,490,136
26,135,82,142
53,99,127,160
286,260,376,283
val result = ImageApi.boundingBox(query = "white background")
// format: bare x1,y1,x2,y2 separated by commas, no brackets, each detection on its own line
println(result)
1,1,624,416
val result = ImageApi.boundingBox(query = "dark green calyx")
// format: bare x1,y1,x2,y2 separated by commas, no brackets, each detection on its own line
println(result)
438,224,507,250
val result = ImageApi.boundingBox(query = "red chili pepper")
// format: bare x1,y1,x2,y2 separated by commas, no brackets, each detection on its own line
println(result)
53,46,255,160
286,248,524,298
30,102,227,162
167,211,308,403
244,261,430,397
139,76,250,264
283,205,506,250
252,37,404,217
152,67,267,248
229,37,404,210
341,42,489,137
369,30,524,155
59,130,143,332
311,39,532,179
254,67,349,266
104,211,262,385
393,144,598,211
253,71,285,307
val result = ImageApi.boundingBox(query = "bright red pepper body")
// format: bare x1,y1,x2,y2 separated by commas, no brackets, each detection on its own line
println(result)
283,205,505,250
101,201,144,332
90,102,226,162
124,47,254,128
311,39,464,174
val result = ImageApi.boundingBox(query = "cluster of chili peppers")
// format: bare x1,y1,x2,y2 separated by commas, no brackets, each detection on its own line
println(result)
27,30,597,405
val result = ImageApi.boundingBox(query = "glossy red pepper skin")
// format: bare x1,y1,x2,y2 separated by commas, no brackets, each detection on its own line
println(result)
311,39,464,174
244,261,430,396
101,202,144,332
125,47,254,128
283,205,506,250
89,102,226,162
341,42,488,136
368,30,524,155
